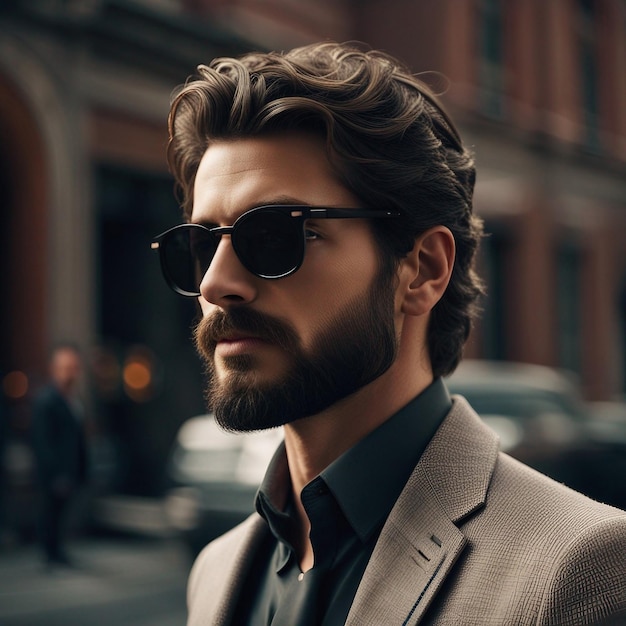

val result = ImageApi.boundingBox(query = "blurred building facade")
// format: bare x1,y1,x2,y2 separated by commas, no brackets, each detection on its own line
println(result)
1,0,625,498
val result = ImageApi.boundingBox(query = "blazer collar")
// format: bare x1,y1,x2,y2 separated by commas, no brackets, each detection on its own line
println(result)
346,396,500,625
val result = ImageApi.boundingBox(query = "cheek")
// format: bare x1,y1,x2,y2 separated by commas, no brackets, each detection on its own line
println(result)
283,264,379,349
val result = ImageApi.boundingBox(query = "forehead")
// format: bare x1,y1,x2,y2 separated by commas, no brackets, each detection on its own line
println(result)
191,133,361,223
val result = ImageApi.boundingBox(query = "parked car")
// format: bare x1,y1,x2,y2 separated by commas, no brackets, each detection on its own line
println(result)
164,415,282,556
586,400,626,447
446,360,626,509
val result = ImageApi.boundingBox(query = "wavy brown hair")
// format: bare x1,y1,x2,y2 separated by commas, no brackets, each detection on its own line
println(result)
167,42,484,377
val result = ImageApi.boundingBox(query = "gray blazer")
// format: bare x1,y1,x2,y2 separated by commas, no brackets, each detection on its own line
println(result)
187,397,626,625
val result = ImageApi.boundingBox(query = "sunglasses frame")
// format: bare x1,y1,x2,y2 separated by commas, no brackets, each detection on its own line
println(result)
151,204,400,296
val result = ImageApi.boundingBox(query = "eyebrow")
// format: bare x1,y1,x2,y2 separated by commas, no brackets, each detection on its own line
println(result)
256,195,309,206
190,196,312,225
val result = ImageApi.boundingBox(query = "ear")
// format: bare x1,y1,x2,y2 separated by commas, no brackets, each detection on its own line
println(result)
398,226,455,316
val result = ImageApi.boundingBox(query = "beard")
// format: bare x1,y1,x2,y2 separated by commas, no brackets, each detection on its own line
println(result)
193,269,398,432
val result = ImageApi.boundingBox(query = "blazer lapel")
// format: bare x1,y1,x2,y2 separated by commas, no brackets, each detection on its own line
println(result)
346,396,500,626
345,485,466,626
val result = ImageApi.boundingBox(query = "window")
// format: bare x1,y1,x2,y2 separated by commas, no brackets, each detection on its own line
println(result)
478,0,505,118
480,229,509,360
95,165,205,495
556,241,582,374
577,0,601,150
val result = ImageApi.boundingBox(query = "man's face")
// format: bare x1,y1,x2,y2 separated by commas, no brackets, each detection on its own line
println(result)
50,348,82,396
191,133,400,432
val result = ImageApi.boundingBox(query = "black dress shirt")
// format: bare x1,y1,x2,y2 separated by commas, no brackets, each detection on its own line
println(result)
232,377,452,625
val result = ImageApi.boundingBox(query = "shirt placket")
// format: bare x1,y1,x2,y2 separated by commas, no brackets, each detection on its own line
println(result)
270,477,336,625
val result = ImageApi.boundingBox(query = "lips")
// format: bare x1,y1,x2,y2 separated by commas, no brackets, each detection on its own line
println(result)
217,331,265,344
215,333,268,357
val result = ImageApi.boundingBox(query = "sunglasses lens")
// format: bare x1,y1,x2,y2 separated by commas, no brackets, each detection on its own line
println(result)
158,209,305,294
162,226,216,295
234,210,304,278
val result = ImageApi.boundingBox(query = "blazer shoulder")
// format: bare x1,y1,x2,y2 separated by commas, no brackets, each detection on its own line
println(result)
455,452,626,624
187,514,266,626
188,514,260,594
537,514,626,625
415,399,626,625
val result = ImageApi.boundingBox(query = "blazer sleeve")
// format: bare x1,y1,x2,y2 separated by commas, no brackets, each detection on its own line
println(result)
537,515,626,625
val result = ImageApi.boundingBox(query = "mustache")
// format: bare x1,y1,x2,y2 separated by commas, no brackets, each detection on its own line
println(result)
194,307,300,356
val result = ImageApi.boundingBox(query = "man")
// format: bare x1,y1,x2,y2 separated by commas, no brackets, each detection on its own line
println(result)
152,42,626,624
32,344,88,567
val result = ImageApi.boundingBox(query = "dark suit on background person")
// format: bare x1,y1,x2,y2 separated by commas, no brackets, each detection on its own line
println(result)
32,345,87,565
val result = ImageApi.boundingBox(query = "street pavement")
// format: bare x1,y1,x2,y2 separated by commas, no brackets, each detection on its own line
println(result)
0,534,190,626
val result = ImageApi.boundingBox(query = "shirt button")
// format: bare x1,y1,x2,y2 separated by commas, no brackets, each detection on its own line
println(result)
298,573,305,582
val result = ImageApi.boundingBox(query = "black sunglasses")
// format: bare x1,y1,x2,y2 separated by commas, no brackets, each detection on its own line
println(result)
151,204,400,296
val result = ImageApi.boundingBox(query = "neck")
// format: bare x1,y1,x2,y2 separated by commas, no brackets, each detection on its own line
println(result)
281,313,434,568
283,355,433,527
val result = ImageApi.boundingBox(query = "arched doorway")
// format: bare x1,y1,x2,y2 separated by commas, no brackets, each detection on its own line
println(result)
0,71,49,395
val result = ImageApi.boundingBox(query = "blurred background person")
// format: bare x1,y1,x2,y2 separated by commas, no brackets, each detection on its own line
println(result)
31,343,88,568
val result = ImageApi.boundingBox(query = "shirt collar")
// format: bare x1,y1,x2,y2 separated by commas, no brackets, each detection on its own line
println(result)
321,377,451,541
256,377,451,544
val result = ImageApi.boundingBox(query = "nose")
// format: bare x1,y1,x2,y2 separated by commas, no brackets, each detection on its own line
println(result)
198,236,258,307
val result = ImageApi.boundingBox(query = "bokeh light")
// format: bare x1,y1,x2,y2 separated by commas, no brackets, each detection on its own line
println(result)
2,370,29,399
123,347,156,403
